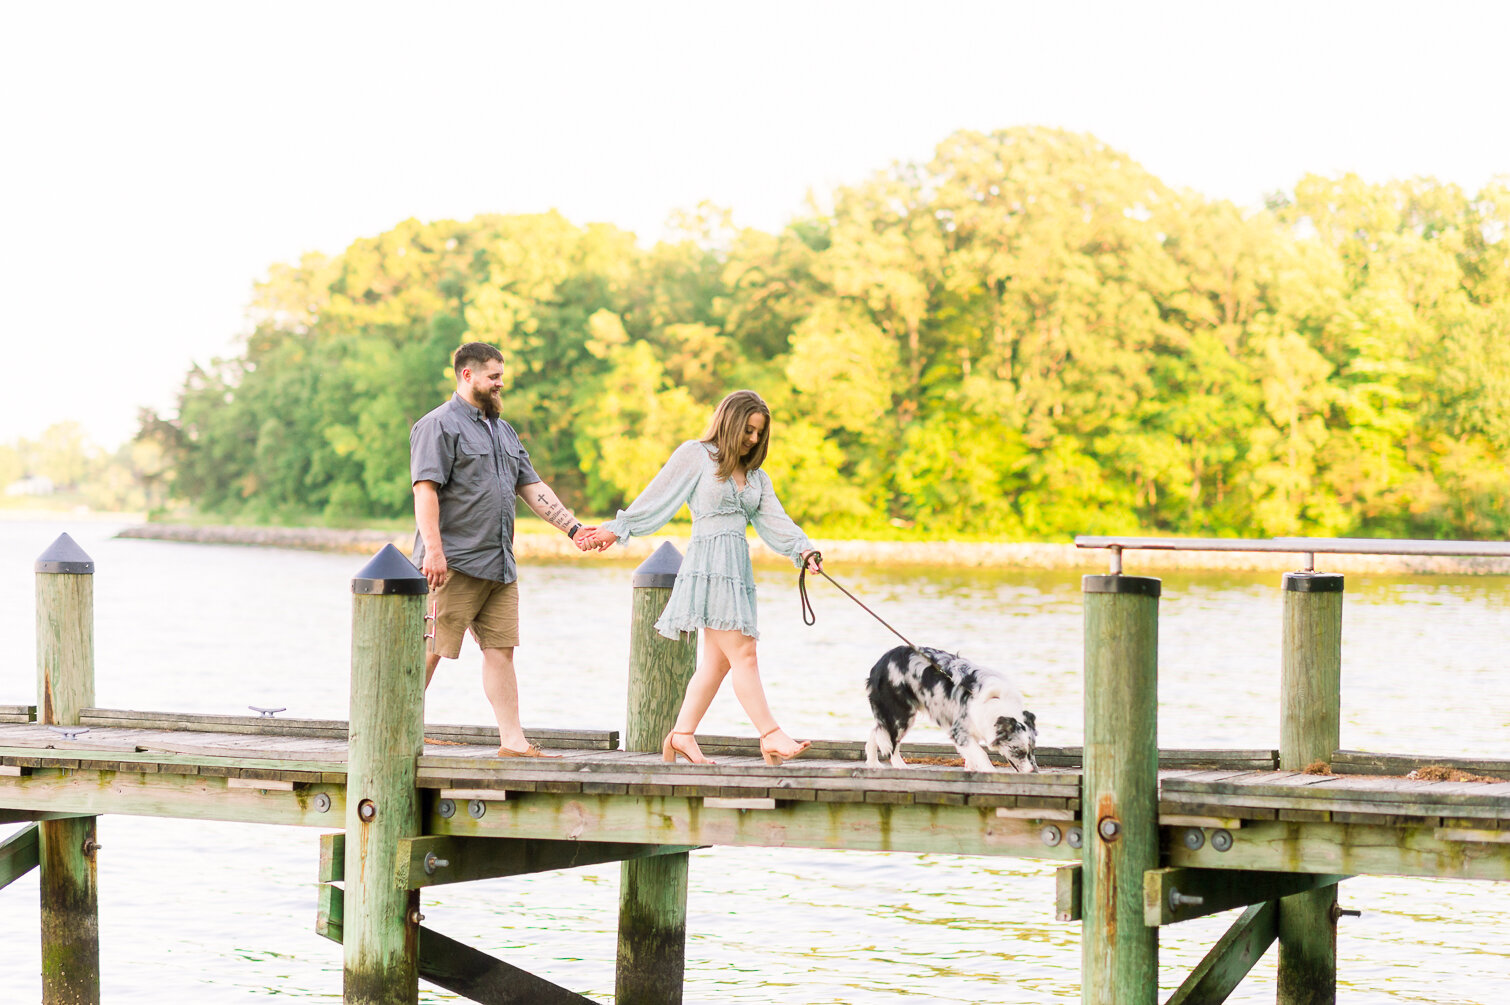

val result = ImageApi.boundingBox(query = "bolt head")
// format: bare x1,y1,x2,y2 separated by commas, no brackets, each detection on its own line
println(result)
1182,828,1205,850
1040,825,1062,847
1098,817,1121,841
1211,829,1234,852
437,799,456,819
357,799,377,822
1066,827,1083,849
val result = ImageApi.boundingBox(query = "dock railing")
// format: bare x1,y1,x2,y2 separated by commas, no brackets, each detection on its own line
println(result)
1075,534,1510,573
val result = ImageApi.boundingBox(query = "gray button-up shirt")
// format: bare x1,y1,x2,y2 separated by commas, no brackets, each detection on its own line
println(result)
410,393,542,584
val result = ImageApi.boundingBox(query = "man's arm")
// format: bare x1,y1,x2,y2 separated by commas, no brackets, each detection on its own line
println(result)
519,481,589,541
413,480,448,588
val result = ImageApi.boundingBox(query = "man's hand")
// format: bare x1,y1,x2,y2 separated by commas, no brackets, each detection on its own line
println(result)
801,549,823,573
421,549,449,590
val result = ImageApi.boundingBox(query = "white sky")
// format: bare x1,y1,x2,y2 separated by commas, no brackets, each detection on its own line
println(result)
2,0,1507,450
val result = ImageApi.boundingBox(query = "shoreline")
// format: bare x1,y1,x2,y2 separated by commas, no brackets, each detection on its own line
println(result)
113,523,1510,575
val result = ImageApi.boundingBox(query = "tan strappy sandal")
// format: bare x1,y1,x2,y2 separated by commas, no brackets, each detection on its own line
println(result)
662,730,714,764
759,727,811,766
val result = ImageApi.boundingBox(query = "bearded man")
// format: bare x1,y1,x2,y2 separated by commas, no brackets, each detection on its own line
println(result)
409,341,594,757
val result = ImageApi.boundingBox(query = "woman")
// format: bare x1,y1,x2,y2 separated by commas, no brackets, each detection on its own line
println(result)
580,390,821,766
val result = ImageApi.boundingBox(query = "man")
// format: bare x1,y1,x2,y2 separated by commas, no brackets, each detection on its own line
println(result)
410,341,595,757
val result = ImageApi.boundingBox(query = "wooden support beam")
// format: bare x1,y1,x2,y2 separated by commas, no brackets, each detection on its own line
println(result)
321,832,700,888
1166,818,1510,882
617,545,697,1005
1144,868,1345,926
1165,901,1278,1005
397,836,699,889
319,832,343,883
1055,864,1081,922
1278,571,1343,1005
1,823,39,891
36,532,100,1005
1081,574,1161,1005
0,810,89,825
0,769,346,828
317,884,594,1004
343,547,428,1005
431,792,1084,862
316,880,343,940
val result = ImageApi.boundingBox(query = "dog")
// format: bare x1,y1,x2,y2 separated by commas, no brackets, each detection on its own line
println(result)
864,645,1038,772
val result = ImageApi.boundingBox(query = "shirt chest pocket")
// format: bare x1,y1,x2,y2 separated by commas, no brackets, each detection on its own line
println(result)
453,441,496,478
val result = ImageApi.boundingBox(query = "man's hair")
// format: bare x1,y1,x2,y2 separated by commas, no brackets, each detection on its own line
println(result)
453,342,503,377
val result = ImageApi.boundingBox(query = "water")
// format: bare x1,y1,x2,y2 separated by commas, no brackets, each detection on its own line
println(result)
1,518,1507,1002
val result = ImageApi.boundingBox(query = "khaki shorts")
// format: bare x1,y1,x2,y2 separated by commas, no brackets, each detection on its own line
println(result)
428,570,520,658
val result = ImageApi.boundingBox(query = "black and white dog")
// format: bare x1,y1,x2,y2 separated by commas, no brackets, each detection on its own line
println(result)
864,645,1038,772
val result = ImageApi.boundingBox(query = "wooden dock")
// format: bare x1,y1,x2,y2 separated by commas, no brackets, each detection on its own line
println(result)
2,717,1506,873
4,533,1509,1005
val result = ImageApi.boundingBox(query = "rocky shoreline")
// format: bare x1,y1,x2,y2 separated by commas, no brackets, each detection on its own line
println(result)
114,523,1510,575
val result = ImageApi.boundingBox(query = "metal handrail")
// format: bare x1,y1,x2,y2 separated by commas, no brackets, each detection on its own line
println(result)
1073,535,1510,574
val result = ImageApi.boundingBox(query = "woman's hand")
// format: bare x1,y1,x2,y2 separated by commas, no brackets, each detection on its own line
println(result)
801,549,822,573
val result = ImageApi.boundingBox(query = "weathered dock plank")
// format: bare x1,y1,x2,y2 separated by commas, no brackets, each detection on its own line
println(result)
0,767,345,827
1167,819,1510,881
74,707,619,749
429,789,1082,860
1331,749,1510,780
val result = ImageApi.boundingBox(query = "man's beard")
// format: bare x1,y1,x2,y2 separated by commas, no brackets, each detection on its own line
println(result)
480,391,501,420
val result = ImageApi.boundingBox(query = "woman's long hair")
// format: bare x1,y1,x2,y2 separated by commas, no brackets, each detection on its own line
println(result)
701,390,772,481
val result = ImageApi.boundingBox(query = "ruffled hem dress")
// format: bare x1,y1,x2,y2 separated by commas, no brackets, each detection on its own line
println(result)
601,440,813,640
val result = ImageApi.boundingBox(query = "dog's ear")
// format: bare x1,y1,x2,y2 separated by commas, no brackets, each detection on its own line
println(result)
1022,710,1036,730
994,716,1023,741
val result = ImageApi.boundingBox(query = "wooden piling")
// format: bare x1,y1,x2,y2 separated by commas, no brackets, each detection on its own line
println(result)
1278,572,1344,1005
1081,574,1160,1005
617,542,696,1005
35,533,100,1005
343,545,428,1005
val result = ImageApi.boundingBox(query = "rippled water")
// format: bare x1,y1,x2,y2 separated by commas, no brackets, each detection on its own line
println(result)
0,519,1506,1002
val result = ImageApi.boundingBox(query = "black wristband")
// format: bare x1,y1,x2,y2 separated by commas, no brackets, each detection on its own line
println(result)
568,523,582,540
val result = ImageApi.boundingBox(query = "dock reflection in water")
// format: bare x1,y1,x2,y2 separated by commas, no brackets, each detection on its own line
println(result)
0,520,1506,1003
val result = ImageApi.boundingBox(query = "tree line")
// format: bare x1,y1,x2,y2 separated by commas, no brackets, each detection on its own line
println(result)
139,127,1510,540
1,422,168,513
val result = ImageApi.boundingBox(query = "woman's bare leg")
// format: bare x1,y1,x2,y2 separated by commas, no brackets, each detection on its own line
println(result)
701,628,806,758
666,632,733,762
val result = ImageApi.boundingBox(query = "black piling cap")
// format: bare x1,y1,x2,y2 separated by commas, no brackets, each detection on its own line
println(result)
352,544,428,596
632,540,683,588
35,533,94,574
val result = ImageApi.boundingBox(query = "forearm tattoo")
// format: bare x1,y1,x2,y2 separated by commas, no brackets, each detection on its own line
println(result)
534,489,577,533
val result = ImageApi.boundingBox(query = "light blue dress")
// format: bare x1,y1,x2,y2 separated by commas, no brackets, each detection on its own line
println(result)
602,440,814,640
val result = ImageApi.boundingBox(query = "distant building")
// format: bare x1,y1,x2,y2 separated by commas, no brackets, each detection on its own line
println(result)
5,475,55,497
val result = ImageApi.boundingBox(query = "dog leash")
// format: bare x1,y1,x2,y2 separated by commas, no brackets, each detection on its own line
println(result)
798,554,974,695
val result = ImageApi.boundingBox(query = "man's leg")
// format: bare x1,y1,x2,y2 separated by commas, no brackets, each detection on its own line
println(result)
479,646,528,752
424,652,443,687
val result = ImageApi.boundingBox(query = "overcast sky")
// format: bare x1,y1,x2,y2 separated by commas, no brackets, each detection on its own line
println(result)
2,0,1506,449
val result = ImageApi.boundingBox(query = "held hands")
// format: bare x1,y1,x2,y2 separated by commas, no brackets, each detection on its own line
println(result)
801,550,823,573
576,527,617,552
